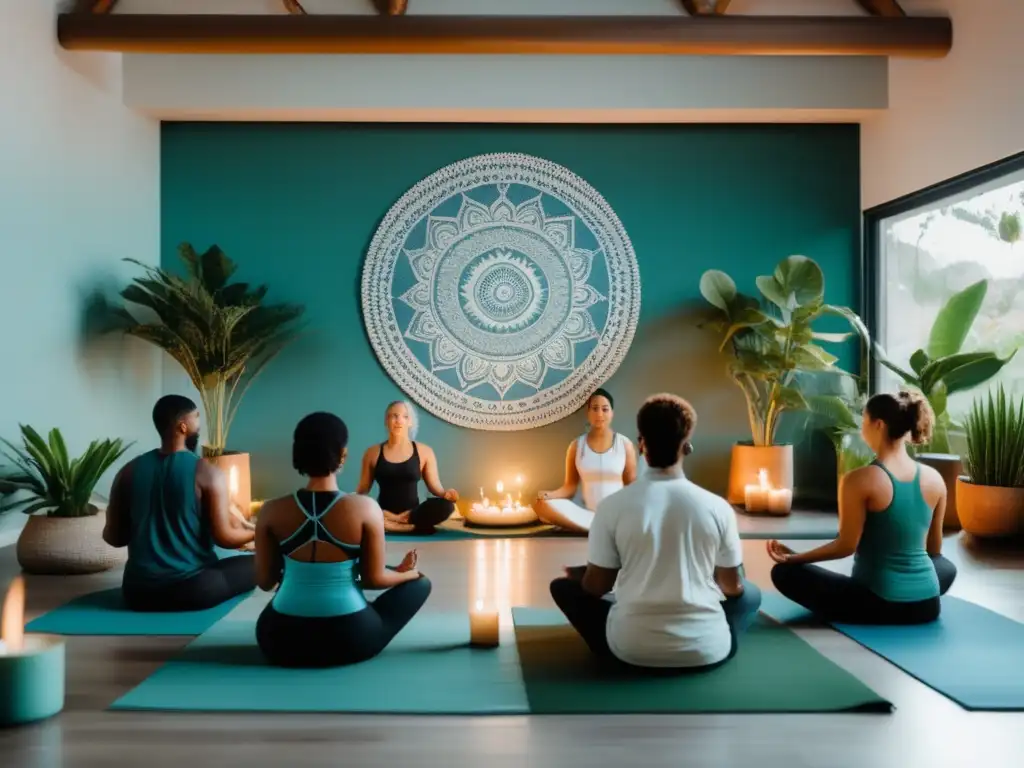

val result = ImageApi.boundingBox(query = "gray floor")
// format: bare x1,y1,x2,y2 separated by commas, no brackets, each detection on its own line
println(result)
0,526,1022,768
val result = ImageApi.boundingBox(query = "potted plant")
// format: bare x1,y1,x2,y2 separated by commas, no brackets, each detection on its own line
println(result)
111,244,304,516
0,426,131,575
956,385,1024,538
877,279,1017,529
699,255,867,507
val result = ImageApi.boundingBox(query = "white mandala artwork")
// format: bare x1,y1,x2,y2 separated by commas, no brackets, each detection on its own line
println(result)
361,152,640,431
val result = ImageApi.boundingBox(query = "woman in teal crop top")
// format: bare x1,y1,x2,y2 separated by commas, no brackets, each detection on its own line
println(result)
254,412,431,668
766,391,957,625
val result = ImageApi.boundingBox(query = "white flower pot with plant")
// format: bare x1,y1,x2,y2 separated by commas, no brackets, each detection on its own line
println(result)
0,426,131,575
700,255,867,512
111,243,305,519
956,385,1024,539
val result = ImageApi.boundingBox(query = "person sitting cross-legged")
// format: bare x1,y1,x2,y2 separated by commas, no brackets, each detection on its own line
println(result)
103,395,256,613
255,412,431,668
549,393,762,673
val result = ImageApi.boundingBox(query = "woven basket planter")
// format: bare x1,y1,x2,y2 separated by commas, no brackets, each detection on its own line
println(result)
16,507,126,575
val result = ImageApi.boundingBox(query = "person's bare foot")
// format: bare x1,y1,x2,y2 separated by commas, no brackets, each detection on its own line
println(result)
383,519,415,534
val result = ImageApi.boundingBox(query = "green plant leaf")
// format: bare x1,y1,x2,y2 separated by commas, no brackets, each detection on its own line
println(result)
699,270,737,313
774,385,809,412
920,350,1017,397
773,255,825,308
926,279,987,359
806,395,860,430
877,348,921,387
909,349,930,376
811,331,854,343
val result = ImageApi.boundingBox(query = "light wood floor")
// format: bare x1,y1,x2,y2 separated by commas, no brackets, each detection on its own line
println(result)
1,532,1022,768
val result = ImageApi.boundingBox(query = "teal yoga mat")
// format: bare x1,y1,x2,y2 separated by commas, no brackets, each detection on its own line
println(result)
761,591,1024,711
111,612,529,714
512,607,891,714
25,588,251,636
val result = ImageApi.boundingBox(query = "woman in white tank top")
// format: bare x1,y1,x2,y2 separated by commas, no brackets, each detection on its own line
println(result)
536,389,638,533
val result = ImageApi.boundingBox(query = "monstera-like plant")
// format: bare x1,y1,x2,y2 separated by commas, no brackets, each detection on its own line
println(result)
877,279,1016,454
111,244,305,519
700,255,867,507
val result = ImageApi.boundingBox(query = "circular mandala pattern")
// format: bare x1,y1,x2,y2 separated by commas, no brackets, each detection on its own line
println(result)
361,152,641,431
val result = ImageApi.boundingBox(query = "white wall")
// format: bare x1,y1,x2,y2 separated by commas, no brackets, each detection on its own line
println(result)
117,0,889,122
861,0,1024,208
0,1,161,546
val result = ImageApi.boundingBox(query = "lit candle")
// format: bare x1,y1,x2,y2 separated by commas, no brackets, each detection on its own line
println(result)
767,487,793,515
469,599,500,648
479,487,484,502
744,468,771,513
0,576,25,656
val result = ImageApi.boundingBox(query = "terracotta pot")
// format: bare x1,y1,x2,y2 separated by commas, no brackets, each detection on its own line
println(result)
956,477,1024,539
204,452,253,520
917,453,962,531
727,443,794,507
16,509,126,575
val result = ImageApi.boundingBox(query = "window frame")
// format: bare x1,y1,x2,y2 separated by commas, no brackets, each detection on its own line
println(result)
862,149,1024,391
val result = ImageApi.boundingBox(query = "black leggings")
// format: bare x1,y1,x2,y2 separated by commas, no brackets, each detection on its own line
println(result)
770,555,957,625
549,575,762,673
256,576,432,668
122,555,256,612
408,498,456,532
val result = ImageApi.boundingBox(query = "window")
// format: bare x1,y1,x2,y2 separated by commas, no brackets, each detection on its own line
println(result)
867,155,1024,424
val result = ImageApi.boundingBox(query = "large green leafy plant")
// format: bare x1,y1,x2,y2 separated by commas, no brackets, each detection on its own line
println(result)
962,385,1024,488
0,426,131,517
113,243,305,457
699,255,868,447
877,279,1016,454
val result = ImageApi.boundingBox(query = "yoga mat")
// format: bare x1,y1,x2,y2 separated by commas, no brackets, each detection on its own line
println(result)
25,588,251,636
511,607,891,714
761,592,1024,711
111,611,529,714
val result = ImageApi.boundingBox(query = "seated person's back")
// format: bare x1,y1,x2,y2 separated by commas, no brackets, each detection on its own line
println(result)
255,411,431,668
104,395,256,612
123,448,218,586
594,472,742,667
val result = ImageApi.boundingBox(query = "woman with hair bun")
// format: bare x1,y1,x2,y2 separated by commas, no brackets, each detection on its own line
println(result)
536,389,639,533
767,390,957,624
254,412,431,667
356,401,458,534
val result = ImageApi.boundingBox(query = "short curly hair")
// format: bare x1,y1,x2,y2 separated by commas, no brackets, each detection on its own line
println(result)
637,393,697,469
292,412,349,477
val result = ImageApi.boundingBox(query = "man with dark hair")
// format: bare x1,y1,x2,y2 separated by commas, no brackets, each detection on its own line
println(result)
550,393,761,672
103,395,256,612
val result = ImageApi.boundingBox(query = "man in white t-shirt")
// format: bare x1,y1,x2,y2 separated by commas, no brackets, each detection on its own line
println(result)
550,393,762,671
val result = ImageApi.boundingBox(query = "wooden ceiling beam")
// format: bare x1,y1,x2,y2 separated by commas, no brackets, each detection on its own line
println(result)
55,14,951,57
681,1,731,14
855,0,906,17
72,0,118,12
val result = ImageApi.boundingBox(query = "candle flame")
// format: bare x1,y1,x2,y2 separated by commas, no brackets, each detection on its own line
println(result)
758,468,769,490
475,599,483,612
229,466,239,500
1,576,25,653
496,481,504,494
516,475,523,486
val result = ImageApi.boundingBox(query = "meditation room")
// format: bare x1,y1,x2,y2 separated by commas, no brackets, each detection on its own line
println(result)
4,0,1024,764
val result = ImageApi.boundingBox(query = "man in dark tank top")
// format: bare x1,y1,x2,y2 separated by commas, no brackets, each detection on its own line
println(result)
103,395,256,612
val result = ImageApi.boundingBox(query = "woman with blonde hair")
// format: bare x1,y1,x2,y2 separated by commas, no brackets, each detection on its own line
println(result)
767,390,957,624
356,400,458,534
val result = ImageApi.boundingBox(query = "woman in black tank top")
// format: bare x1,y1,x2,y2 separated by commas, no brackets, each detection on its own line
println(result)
356,401,458,534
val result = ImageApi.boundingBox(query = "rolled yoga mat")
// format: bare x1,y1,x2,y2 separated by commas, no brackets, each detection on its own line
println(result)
111,611,529,714
25,588,251,637
511,607,891,714
760,591,1024,711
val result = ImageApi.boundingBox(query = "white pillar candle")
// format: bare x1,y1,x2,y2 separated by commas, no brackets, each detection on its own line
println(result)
469,601,500,648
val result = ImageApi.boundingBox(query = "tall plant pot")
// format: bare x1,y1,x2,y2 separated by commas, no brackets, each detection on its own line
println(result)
16,510,126,575
205,451,252,520
956,477,1024,539
727,443,794,506
917,453,963,531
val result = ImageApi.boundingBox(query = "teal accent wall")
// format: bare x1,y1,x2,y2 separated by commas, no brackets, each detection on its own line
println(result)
161,123,860,505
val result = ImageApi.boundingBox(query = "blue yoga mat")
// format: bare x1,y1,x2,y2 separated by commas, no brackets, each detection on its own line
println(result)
111,611,529,714
26,588,251,636
761,592,1024,711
